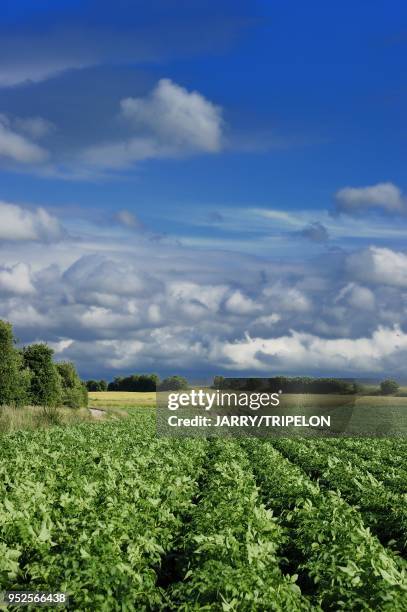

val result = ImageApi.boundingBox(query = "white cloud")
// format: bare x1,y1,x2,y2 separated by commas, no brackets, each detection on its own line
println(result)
225,290,260,315
0,117,48,164
211,326,407,373
81,79,223,170
336,283,375,310
347,247,407,288
0,201,64,241
120,79,223,152
0,263,35,294
2,205,407,378
335,182,404,213
263,285,312,312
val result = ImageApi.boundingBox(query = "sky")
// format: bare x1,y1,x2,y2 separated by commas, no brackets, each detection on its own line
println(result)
0,0,407,380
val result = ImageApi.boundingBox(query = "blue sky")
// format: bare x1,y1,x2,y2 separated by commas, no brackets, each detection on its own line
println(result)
0,0,407,379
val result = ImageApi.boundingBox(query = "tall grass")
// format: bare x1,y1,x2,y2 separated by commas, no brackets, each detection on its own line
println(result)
0,406,94,434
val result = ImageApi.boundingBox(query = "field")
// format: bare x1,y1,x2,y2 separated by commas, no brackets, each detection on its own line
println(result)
88,391,156,409
1,408,407,611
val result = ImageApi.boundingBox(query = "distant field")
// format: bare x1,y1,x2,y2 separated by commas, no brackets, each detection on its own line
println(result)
88,391,156,408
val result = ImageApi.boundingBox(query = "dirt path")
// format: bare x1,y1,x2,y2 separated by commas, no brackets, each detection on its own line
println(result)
89,408,106,419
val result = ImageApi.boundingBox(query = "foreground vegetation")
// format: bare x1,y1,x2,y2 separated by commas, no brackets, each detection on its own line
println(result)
1,410,407,610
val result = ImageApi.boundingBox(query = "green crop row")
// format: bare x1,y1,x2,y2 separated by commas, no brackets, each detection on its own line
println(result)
0,416,206,610
273,438,407,555
244,439,407,610
169,439,312,611
311,438,407,495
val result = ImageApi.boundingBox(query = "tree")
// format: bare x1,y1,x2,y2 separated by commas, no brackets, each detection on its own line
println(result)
380,379,399,396
99,379,108,391
86,380,101,391
159,376,189,391
0,320,30,406
56,361,88,408
23,344,61,407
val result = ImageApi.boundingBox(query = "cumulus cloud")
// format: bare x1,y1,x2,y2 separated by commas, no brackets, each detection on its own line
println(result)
0,116,48,164
2,206,407,378
211,326,407,373
120,79,223,152
0,201,64,241
335,182,405,214
0,263,35,294
335,283,375,311
347,246,407,288
81,79,223,170
225,290,260,315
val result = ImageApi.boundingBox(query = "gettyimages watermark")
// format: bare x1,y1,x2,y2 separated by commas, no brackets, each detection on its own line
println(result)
156,377,407,438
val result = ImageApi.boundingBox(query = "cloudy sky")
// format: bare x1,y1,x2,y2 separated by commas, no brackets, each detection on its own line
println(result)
1,0,407,380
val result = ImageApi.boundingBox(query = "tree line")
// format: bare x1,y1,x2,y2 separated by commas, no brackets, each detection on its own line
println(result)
0,320,87,408
86,374,189,392
213,376,400,395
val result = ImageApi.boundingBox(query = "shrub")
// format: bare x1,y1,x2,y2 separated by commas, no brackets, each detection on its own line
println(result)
57,362,88,408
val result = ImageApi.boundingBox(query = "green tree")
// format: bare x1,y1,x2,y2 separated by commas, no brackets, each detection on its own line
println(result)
380,379,399,396
23,344,62,406
159,376,189,391
99,379,108,391
56,361,88,408
0,320,30,406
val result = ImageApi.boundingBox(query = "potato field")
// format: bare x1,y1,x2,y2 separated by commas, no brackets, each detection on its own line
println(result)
1,411,407,610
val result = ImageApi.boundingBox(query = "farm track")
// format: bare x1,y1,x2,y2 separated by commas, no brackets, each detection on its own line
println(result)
1,414,407,610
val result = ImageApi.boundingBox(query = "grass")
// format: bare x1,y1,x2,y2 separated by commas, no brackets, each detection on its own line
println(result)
0,405,94,434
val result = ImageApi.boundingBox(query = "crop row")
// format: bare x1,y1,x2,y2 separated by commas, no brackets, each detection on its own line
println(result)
168,439,312,610
273,438,407,555
0,415,206,610
311,439,407,495
244,439,407,610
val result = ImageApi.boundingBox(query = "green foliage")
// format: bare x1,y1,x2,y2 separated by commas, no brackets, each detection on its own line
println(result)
1,412,407,609
107,373,159,391
380,379,400,395
56,362,88,408
86,379,107,391
215,376,361,394
246,439,407,610
159,375,189,391
22,344,61,407
0,320,30,407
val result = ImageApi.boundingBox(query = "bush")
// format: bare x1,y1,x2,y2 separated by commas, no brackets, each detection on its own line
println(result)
379,379,399,395
158,376,189,391
57,362,88,408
